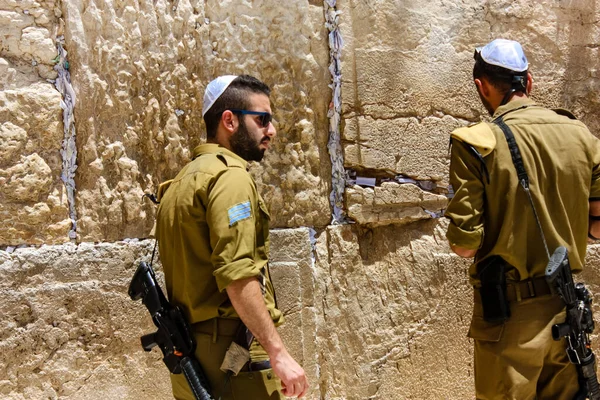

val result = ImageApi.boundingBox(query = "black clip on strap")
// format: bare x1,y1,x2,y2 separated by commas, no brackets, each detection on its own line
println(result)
493,117,551,261
142,192,160,267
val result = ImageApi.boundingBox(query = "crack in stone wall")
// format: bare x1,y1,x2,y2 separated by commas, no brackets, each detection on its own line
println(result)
54,36,77,241
324,0,347,224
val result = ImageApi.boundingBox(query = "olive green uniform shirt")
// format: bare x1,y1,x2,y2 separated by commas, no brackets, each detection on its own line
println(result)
445,98,600,283
156,143,283,326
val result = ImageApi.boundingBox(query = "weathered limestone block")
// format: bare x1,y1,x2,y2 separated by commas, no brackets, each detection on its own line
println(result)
0,1,67,245
0,1,58,80
345,182,448,227
313,221,474,399
578,245,600,367
0,240,171,400
0,229,318,399
62,0,331,242
269,228,320,398
340,0,600,183
0,84,70,245
344,114,461,184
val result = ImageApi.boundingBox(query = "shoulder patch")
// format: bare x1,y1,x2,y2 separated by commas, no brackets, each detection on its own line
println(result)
553,108,578,120
450,122,496,157
228,201,252,226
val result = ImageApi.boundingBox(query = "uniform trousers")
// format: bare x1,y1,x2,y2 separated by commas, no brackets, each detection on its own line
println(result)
171,318,283,400
470,293,579,400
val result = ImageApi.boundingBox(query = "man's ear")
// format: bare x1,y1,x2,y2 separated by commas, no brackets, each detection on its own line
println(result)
474,78,489,97
526,72,533,95
221,110,238,134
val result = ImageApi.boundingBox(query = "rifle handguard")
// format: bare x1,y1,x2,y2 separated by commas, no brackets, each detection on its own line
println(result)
129,261,214,400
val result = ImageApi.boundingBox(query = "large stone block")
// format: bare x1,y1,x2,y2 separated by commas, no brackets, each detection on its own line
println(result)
269,227,320,398
343,114,460,183
340,0,600,183
0,84,70,245
61,0,332,242
312,221,474,399
0,229,319,399
345,182,448,227
0,240,171,400
0,2,58,80
0,0,68,245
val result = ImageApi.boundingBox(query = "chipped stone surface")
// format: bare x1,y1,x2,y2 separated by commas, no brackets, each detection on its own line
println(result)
345,182,448,227
0,1,68,245
4,231,600,399
340,0,600,183
0,240,170,400
0,84,70,245
312,222,474,399
60,0,331,242
269,228,320,398
0,0,59,81
344,115,461,184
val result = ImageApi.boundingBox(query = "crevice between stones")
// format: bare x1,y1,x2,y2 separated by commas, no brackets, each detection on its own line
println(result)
324,0,347,225
53,36,78,242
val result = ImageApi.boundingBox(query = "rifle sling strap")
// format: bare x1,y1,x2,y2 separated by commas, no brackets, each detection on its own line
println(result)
493,117,551,260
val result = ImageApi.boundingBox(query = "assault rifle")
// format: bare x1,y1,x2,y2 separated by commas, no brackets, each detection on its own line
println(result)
129,261,214,400
546,246,600,400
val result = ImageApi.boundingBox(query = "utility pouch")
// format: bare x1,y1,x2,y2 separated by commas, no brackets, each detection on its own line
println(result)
477,255,511,323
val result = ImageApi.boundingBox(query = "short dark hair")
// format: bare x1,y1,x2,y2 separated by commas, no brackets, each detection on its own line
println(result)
473,55,528,94
204,75,271,139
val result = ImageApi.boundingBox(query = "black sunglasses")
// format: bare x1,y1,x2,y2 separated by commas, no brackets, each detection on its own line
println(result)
229,109,272,128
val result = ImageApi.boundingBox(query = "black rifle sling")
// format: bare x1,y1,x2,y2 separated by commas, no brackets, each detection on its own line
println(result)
493,117,551,261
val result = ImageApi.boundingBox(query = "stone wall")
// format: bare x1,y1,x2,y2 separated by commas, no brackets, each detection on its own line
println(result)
341,0,600,185
2,0,600,399
0,0,70,245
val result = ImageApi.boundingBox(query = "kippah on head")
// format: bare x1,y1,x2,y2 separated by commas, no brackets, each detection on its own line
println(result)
202,75,238,116
477,39,528,73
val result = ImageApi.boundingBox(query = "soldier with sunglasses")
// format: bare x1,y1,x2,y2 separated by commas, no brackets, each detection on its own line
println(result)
155,75,309,399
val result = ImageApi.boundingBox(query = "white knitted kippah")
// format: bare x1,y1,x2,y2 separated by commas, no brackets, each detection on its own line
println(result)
476,39,528,72
202,75,238,116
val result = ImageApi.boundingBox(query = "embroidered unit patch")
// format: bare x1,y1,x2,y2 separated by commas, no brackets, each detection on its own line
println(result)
228,201,251,226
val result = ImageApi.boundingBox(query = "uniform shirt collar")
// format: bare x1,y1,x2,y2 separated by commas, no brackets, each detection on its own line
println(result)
493,97,536,120
192,143,249,170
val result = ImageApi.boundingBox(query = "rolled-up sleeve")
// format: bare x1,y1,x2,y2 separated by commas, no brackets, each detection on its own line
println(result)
206,168,261,292
444,140,485,250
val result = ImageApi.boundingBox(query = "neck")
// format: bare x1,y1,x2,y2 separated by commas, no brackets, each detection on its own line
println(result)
208,130,233,151
493,91,528,114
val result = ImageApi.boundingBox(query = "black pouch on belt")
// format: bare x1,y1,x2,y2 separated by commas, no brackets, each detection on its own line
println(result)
477,255,511,323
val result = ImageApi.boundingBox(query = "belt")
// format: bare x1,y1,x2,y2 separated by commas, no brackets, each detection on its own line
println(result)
507,276,552,302
474,276,552,303
241,360,272,372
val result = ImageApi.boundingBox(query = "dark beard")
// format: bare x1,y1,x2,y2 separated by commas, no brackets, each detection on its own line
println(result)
230,118,266,162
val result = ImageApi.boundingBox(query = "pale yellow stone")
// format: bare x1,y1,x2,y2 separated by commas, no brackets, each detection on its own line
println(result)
0,122,27,164
19,27,57,63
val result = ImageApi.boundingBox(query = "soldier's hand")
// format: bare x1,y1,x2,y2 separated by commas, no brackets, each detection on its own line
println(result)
270,348,309,398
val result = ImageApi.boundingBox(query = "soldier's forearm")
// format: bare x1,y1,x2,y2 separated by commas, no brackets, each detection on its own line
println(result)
226,277,285,357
